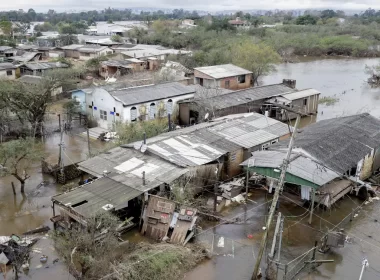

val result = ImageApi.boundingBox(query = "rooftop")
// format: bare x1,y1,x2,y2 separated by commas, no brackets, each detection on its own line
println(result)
182,83,296,110
194,64,252,79
135,113,290,167
101,60,133,68
280,89,321,101
11,52,40,63
0,62,17,70
241,150,340,187
121,48,191,59
60,44,84,50
77,146,188,193
107,82,196,106
273,113,380,174
52,177,142,218
22,62,69,70
78,45,110,53
0,46,13,52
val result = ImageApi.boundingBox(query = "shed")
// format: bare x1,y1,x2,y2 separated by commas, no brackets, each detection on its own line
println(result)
20,62,69,76
99,60,133,79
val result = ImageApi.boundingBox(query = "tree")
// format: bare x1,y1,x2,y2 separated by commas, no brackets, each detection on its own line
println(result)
63,99,81,129
232,40,281,85
321,9,337,19
111,34,123,43
52,212,120,279
58,34,79,46
0,138,43,193
0,68,83,137
296,15,318,25
0,20,12,37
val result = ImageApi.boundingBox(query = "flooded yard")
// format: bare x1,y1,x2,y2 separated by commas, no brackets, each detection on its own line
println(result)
2,57,380,280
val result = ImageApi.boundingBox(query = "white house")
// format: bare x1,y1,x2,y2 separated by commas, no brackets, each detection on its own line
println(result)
78,45,113,60
82,82,196,129
0,63,17,79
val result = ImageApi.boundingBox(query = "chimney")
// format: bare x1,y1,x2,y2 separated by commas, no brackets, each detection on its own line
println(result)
283,79,296,89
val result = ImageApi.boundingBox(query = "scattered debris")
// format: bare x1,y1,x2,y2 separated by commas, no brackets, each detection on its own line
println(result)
40,255,48,263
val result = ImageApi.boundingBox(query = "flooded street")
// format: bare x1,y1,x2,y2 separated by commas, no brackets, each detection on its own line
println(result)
2,58,380,280
263,57,380,121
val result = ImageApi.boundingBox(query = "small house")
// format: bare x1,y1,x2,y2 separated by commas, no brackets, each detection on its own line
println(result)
81,82,196,129
228,17,249,28
0,63,17,79
10,52,42,63
99,60,134,79
77,45,113,60
19,62,69,76
194,64,252,90
60,44,84,59
0,46,13,57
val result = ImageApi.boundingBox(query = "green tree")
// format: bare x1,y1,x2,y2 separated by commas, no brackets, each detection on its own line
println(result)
0,20,12,37
0,138,43,193
111,34,123,43
321,10,337,19
232,40,281,85
296,15,318,25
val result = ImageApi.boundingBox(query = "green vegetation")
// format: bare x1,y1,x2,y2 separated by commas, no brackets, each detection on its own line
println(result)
319,96,340,106
112,243,206,280
111,34,123,43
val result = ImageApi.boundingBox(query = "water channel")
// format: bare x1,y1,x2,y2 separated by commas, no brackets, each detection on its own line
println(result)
1,58,380,280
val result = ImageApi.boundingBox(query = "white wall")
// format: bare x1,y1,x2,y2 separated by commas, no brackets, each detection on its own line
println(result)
122,93,194,122
85,88,124,129
0,69,16,80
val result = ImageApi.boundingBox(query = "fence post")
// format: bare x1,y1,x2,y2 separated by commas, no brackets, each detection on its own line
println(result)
284,264,288,280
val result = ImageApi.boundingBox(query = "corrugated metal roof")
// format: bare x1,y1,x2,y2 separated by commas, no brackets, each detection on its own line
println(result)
109,82,195,106
23,62,68,70
241,150,340,186
121,48,191,59
78,45,110,53
78,146,187,192
11,52,40,63
144,112,289,167
0,46,13,52
194,64,252,79
101,60,133,68
281,89,320,101
53,177,142,218
0,63,16,70
274,113,380,174
187,84,296,110
60,44,84,50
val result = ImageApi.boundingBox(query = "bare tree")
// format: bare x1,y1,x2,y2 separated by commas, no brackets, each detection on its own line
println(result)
193,85,226,122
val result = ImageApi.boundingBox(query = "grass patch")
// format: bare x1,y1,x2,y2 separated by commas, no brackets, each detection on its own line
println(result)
319,96,339,106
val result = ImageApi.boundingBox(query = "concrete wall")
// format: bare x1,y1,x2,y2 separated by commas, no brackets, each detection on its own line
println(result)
194,71,251,90
0,69,16,79
64,49,81,59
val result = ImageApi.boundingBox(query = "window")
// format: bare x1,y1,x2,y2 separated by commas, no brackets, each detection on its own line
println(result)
167,99,173,115
100,110,107,121
238,75,246,83
271,139,278,145
262,143,270,150
130,106,137,121
197,77,204,86
225,80,230,88
6,70,12,76
149,103,156,119
304,98,308,106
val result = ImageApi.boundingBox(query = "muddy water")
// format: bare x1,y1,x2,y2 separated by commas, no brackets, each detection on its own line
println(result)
263,57,380,121
0,132,104,280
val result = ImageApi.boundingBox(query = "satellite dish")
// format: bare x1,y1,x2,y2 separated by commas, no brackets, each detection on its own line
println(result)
141,144,147,153
204,112,209,120
134,141,142,150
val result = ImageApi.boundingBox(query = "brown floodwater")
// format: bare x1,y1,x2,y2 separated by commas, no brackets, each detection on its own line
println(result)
2,58,380,280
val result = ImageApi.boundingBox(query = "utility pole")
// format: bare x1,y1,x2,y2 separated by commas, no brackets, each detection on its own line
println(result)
359,259,369,280
246,159,254,199
85,115,91,158
251,114,301,280
309,188,316,224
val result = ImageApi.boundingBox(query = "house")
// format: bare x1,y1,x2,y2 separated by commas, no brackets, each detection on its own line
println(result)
127,112,290,178
180,19,197,29
0,46,13,57
51,146,187,228
80,82,196,129
161,60,194,85
241,150,344,208
77,45,113,60
125,58,145,72
194,64,252,90
19,62,69,76
242,113,380,207
10,51,42,63
17,75,63,97
99,60,134,79
178,82,297,125
0,63,17,79
60,44,84,59
34,47,56,58
36,33,60,47
85,38,123,47
228,17,249,28
265,87,320,120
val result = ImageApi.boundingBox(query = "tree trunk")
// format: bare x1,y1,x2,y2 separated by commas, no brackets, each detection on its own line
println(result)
20,181,25,194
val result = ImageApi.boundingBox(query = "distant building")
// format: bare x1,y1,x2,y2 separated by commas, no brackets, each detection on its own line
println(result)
77,45,113,60
99,60,134,79
180,19,197,29
0,63,17,79
194,64,252,90
60,44,84,59
228,17,249,28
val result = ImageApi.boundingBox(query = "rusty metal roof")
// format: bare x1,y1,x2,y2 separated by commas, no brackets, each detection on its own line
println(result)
52,177,142,218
